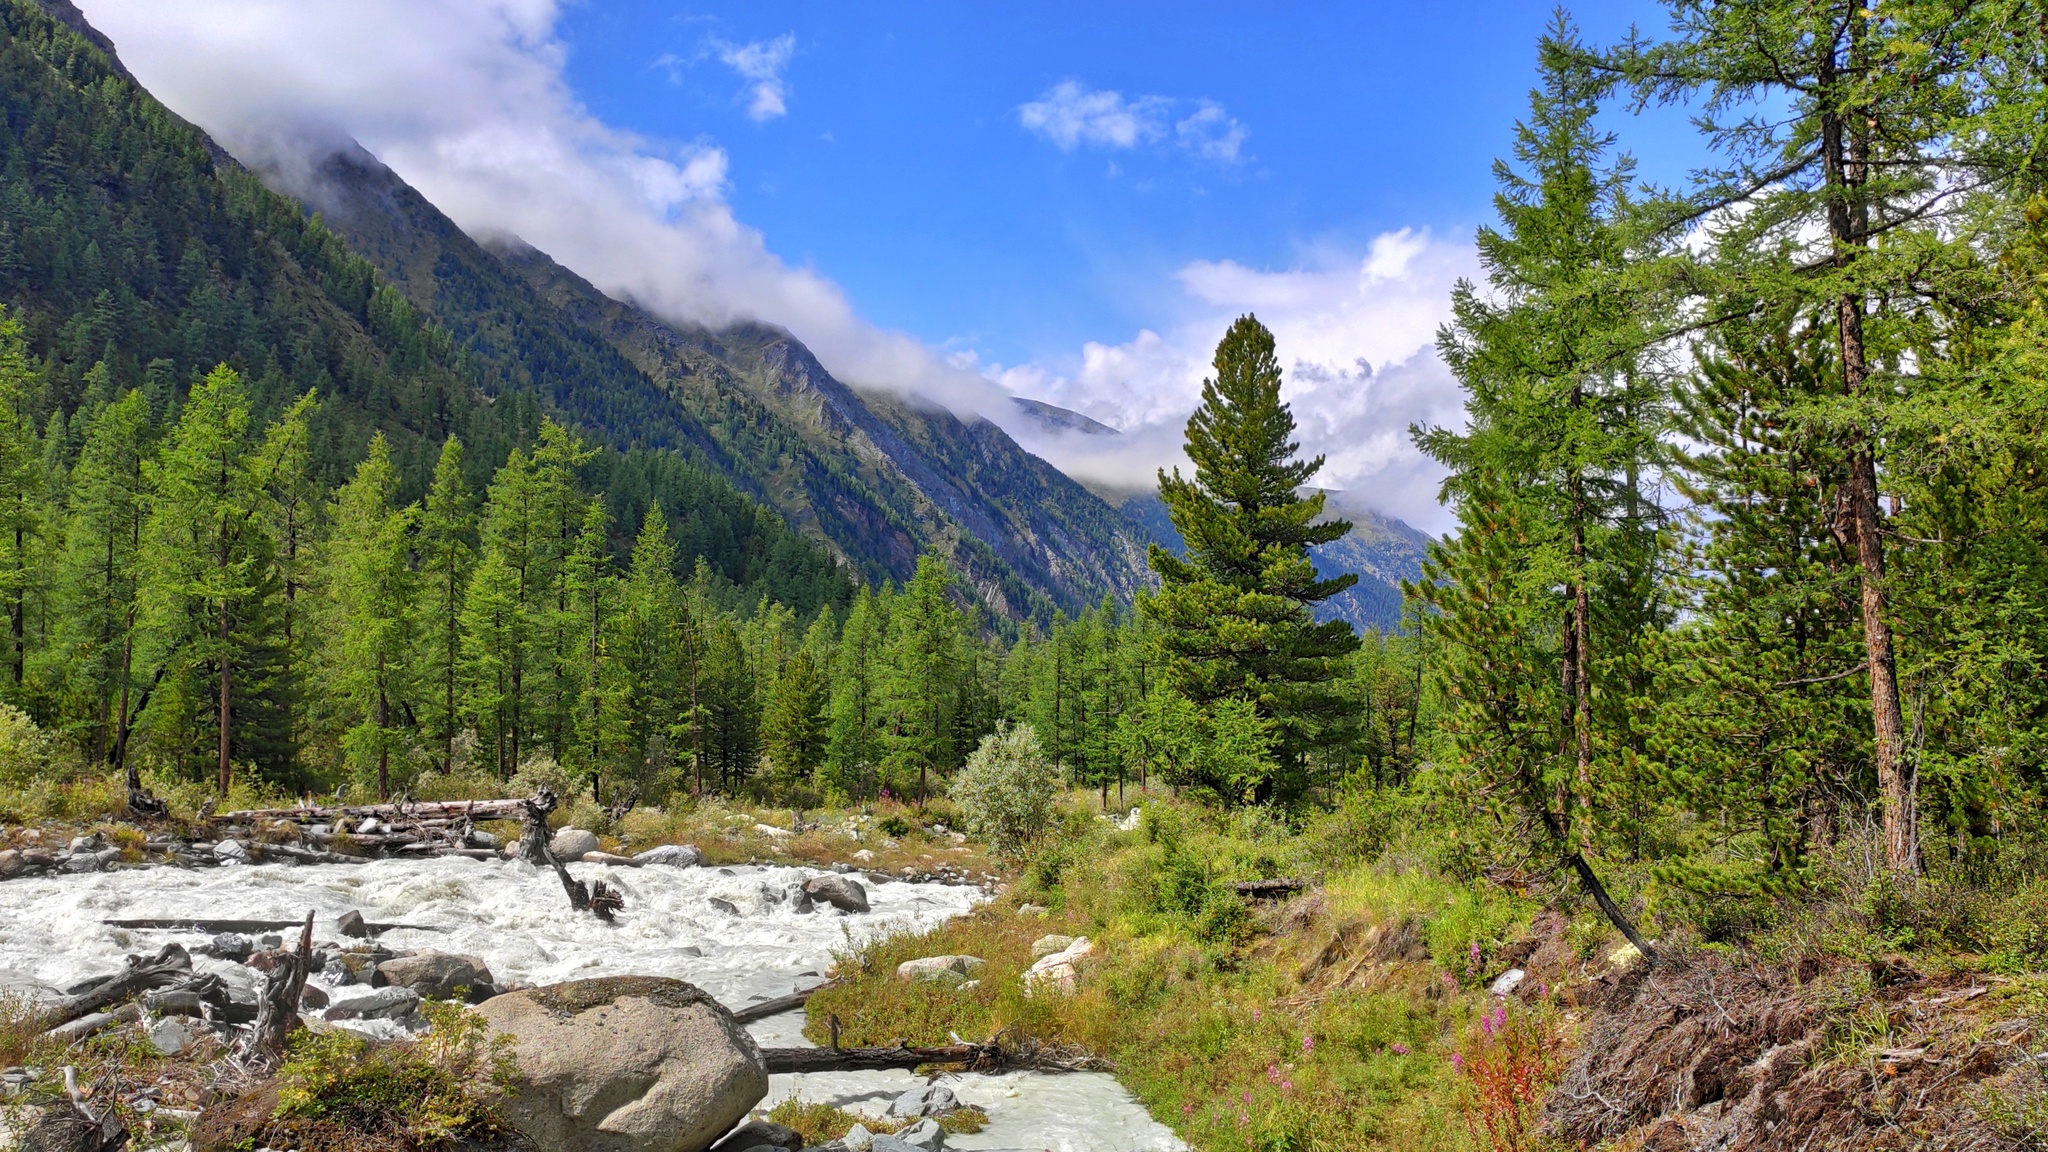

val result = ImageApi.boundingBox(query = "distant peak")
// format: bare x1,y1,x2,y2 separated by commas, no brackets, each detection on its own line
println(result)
1010,396,1119,437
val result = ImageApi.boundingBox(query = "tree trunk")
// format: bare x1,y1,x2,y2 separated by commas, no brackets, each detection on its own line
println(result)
217,604,232,796
1821,56,1913,876
1573,519,1594,857
376,655,390,800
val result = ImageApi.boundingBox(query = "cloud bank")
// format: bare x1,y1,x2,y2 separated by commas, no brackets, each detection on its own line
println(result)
73,0,1462,531
983,230,1475,532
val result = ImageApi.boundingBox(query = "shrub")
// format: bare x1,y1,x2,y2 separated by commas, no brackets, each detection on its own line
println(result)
260,1001,517,1151
950,721,1059,854
0,703,56,787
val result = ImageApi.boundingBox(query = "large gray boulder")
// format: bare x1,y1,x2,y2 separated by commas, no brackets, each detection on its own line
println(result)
475,976,767,1152
324,986,421,1021
801,874,868,914
551,827,601,860
373,949,496,1001
637,844,704,868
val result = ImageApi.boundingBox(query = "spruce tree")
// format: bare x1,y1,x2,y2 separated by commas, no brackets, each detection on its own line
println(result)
882,552,963,801
53,389,151,777
1144,314,1358,803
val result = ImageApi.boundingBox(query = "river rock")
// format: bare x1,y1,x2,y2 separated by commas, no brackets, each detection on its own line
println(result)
636,844,704,867
1022,937,1094,996
1030,934,1076,959
474,975,766,1152
583,850,642,867
146,1016,200,1057
707,897,741,915
802,874,869,914
551,827,601,859
336,909,369,938
375,949,496,1000
891,1118,943,1150
711,1119,802,1151
867,1137,922,1152
1488,968,1527,997
893,956,983,984
839,1124,874,1151
467,828,501,849
213,838,250,863
888,1084,957,1119
299,983,329,1010
206,933,253,961
325,985,422,1021
60,851,102,873
0,848,20,878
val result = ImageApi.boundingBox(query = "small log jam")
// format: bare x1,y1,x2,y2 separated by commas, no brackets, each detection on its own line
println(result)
213,799,529,825
1233,879,1307,899
29,943,192,1032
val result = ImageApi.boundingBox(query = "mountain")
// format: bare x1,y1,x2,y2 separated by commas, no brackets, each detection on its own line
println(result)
0,0,849,612
284,144,1153,622
1009,396,1119,437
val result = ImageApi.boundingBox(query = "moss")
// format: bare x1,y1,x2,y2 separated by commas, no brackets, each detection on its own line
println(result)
524,975,711,1017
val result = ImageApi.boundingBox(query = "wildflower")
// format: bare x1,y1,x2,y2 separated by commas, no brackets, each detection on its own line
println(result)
1451,1052,1465,1072
1267,1064,1281,1083
1301,1034,1315,1056
1281,1080,1294,1092
1390,1042,1409,1055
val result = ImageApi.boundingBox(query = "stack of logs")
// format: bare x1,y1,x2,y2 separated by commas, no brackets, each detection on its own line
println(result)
210,798,527,861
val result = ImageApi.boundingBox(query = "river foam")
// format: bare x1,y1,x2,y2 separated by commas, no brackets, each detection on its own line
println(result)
0,856,1185,1152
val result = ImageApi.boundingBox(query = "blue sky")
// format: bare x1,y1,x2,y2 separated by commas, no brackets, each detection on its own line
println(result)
80,0,1699,528
556,0,1684,367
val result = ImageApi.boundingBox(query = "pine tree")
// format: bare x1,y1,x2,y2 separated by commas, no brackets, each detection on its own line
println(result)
256,391,320,777
1144,315,1359,803
882,552,963,802
52,389,151,777
1418,20,1664,856
414,438,474,773
326,433,417,798
826,586,886,797
137,365,272,793
765,649,828,790
1607,0,2007,874
600,506,683,800
0,309,45,698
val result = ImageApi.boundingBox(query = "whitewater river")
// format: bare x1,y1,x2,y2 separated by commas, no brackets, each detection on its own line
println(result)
0,856,1185,1152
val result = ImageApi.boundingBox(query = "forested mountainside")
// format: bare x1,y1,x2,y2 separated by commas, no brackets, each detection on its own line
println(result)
1123,489,1426,632
0,0,849,614
287,144,1153,623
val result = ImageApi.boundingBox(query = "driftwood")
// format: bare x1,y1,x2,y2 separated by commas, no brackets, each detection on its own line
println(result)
760,1037,1104,1074
18,1067,128,1152
246,911,314,1072
101,917,437,935
30,944,192,1032
1234,879,1307,899
517,787,623,920
43,1003,140,1043
731,983,831,1024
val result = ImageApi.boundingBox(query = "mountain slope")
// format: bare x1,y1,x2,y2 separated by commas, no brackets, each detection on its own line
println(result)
0,0,848,612
286,144,1152,621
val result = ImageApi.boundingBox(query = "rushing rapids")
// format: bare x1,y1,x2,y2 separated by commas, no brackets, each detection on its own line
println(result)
0,855,1186,1152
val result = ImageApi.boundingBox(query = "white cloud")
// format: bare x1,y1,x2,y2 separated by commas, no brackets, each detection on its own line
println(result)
979,230,1477,532
1019,80,1246,164
1175,102,1246,164
710,34,795,121
73,0,1008,419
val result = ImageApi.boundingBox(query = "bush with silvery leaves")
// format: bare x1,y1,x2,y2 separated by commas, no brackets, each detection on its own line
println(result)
950,721,1060,854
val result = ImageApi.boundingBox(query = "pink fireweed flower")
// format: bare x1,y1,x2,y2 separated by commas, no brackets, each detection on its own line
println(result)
1451,1052,1465,1071
1267,1064,1281,1083
1390,1042,1409,1055
1302,1034,1315,1055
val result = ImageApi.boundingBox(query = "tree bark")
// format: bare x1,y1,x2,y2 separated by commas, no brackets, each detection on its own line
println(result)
29,943,192,1032
248,911,313,1072
217,603,232,797
1821,43,1914,876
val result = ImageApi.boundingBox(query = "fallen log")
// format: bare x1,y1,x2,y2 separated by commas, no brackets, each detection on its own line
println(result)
213,799,529,825
731,983,831,1024
1233,878,1307,899
43,1002,140,1043
30,943,192,1032
102,917,440,935
760,1039,1104,1074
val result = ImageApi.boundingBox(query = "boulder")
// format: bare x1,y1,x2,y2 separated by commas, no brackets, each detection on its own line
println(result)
707,897,741,915
206,934,253,962
467,828,501,849
887,1084,957,1119
752,824,794,839
1030,934,1076,959
213,839,250,864
711,1119,802,1151
146,1016,201,1057
584,851,642,867
839,1125,874,1151
891,1117,944,1150
868,1137,922,1152
636,844,704,868
375,949,496,1001
299,983,329,1010
0,848,21,878
325,986,422,1021
474,976,766,1152
893,957,983,985
801,874,869,914
551,827,601,860
1022,937,1094,996
1488,968,1527,998
60,852,103,873
336,909,369,938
